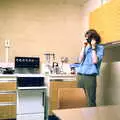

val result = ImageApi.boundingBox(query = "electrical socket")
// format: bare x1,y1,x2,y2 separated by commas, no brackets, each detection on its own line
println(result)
5,39,10,47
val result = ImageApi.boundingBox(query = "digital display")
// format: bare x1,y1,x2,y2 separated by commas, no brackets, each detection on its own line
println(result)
15,57,40,68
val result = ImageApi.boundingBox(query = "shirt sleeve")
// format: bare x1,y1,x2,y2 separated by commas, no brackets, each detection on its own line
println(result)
97,45,104,62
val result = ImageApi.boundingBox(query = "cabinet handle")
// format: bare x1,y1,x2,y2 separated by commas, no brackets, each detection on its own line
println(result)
0,80,16,83
42,92,44,106
51,79,63,82
0,102,16,106
0,91,16,94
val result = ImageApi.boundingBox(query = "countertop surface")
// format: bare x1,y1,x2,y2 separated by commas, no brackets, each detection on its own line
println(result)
0,73,45,77
0,73,76,77
53,105,120,120
0,73,76,81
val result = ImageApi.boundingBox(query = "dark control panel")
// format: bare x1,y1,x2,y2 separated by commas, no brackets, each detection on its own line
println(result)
17,77,44,87
15,57,40,68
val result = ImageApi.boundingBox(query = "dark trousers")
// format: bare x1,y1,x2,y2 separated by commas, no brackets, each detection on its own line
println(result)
77,74,96,107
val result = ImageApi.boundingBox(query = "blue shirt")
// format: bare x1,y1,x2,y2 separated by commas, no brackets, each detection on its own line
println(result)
76,45,104,75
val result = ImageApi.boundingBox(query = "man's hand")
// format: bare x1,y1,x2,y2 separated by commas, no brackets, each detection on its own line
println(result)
91,39,96,49
82,40,88,47
79,40,87,63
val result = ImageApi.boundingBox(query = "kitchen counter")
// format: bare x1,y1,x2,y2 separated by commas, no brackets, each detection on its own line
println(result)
0,73,48,120
47,74,76,81
0,73,75,77
0,73,77,118
0,73,44,77
49,74,76,78
47,74,77,115
0,73,76,82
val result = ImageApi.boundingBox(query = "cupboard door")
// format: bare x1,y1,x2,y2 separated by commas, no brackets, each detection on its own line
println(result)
0,105,16,119
17,90,44,114
0,94,16,102
90,0,120,43
0,82,16,91
49,81,76,115
0,79,16,119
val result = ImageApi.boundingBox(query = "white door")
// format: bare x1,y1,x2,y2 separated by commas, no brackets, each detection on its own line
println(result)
17,89,44,114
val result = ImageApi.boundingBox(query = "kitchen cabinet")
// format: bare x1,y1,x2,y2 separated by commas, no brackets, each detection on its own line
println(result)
17,88,47,120
90,0,120,43
0,74,48,120
0,75,16,119
48,74,77,115
0,105,16,119
16,74,48,120
17,90,44,114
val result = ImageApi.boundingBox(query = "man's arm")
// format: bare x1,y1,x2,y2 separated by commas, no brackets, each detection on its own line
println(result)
92,49,98,64
91,39,98,64
79,40,87,63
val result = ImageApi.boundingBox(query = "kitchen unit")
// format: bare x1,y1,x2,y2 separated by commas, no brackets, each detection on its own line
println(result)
46,74,77,115
0,56,76,119
0,74,48,120
16,74,48,120
0,75,16,119
14,57,48,120
90,0,120,43
0,73,76,119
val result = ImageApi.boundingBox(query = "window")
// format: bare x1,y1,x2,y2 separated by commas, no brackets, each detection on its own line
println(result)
101,0,111,4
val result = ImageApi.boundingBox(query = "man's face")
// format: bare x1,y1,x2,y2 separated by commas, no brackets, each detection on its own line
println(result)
85,34,92,44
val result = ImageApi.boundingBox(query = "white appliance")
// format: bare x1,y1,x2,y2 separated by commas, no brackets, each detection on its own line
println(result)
16,74,47,120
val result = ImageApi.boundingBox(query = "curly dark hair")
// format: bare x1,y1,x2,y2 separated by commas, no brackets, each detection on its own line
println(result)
85,29,101,44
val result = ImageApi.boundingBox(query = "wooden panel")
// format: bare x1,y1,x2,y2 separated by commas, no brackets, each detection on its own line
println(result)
57,88,87,109
49,81,77,115
0,94,16,102
0,82,16,91
89,0,120,43
53,105,120,120
0,105,16,119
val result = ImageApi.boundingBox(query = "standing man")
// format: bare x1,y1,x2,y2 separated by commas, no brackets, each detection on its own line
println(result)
76,29,104,107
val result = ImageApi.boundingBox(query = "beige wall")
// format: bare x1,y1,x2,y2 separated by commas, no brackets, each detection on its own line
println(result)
0,0,82,63
0,0,102,63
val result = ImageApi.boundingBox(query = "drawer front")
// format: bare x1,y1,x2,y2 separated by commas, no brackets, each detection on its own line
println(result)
0,105,16,119
0,94,16,102
0,82,16,91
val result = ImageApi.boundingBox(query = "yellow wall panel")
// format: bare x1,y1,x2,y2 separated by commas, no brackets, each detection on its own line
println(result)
90,0,120,43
